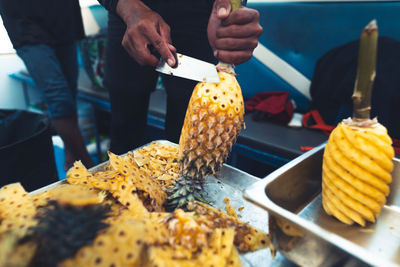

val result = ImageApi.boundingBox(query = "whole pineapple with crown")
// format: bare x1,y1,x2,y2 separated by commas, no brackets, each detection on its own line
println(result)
165,0,246,211
166,69,244,211
322,20,395,226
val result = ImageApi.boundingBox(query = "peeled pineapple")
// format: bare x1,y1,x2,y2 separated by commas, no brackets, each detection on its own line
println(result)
322,20,395,226
322,121,394,226
166,71,245,210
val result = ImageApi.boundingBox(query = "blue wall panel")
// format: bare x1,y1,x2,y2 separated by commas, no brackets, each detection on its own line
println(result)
237,1,400,111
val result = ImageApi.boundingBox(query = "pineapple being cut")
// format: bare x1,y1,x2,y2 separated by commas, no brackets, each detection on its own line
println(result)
164,0,246,211
322,20,395,226
166,69,245,211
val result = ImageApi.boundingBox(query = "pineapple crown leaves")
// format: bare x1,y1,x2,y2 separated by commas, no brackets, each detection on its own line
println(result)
20,201,111,267
165,176,209,212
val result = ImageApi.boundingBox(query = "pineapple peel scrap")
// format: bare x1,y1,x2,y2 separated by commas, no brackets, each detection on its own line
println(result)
0,142,271,267
0,183,36,234
188,201,272,253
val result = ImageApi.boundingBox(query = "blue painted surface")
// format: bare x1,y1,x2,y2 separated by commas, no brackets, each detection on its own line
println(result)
237,1,400,111
89,5,108,30
9,72,35,86
53,144,66,180
236,57,310,110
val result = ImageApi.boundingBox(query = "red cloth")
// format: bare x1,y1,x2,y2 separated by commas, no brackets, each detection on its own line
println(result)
245,91,294,124
393,138,400,156
302,110,335,135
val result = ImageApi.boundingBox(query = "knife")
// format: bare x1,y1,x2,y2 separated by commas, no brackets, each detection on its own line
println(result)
155,53,220,83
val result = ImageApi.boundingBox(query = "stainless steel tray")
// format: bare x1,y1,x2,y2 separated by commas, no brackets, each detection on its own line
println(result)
29,140,278,267
244,143,400,267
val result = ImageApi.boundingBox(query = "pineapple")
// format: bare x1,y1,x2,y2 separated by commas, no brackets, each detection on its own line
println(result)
166,70,245,211
322,20,395,226
165,0,246,211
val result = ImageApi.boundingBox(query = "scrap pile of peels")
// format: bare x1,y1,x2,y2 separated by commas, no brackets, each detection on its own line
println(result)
0,142,273,267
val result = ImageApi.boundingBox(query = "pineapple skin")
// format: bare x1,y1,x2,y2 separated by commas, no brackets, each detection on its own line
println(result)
166,71,245,211
322,121,394,226
178,71,245,179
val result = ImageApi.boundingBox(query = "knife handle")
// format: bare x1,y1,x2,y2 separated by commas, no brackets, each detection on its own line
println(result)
149,45,178,68
148,45,161,59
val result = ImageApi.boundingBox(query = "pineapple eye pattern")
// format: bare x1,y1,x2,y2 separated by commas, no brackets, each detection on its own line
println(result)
166,71,245,211
94,257,102,264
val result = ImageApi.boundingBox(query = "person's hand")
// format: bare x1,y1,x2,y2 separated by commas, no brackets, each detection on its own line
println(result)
207,0,263,65
116,0,176,67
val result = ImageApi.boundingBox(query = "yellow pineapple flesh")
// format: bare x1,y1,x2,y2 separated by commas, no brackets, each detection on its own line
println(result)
322,120,394,226
166,71,245,210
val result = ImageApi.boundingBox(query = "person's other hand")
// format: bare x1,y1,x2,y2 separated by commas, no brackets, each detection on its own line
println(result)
207,0,263,65
116,0,176,67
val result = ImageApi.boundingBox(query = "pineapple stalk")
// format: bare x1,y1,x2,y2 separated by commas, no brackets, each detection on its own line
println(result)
351,20,378,122
216,0,243,75
230,0,242,12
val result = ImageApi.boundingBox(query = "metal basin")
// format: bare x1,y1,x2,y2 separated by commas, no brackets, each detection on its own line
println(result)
244,144,400,267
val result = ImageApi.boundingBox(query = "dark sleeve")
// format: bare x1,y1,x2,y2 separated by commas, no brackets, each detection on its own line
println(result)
97,0,118,13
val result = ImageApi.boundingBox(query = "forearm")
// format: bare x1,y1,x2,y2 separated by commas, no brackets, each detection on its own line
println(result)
115,0,150,26
98,0,150,26
108,0,175,67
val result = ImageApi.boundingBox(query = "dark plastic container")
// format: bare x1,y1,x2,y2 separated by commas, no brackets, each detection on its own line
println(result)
0,109,58,191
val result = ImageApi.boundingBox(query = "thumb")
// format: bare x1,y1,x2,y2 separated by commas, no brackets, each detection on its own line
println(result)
214,0,231,19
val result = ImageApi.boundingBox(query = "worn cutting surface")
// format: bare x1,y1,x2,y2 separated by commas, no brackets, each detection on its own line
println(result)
204,169,273,266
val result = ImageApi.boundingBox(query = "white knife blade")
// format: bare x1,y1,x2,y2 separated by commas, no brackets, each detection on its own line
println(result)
155,53,220,83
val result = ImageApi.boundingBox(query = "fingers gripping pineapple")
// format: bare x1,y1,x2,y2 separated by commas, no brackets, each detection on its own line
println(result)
322,20,395,226
166,69,245,211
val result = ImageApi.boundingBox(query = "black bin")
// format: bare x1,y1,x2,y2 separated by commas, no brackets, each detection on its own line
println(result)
0,110,58,191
